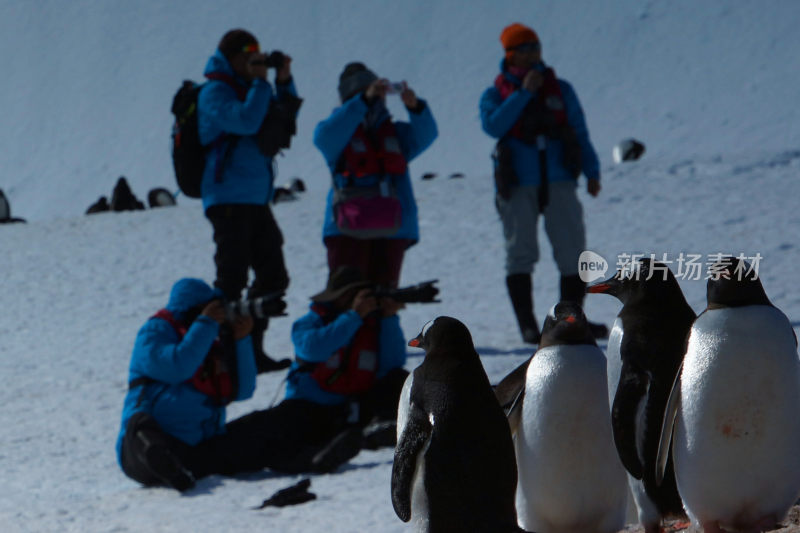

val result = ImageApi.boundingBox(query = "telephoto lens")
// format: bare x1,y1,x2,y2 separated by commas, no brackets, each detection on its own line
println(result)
225,292,287,321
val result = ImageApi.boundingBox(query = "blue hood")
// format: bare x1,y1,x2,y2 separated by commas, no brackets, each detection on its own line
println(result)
203,49,246,83
165,278,222,318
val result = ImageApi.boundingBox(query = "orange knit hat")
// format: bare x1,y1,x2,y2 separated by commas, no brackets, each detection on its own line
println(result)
500,23,539,59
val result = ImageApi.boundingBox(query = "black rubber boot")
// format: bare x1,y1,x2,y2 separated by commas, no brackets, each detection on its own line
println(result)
309,427,363,473
506,273,540,344
252,318,291,374
135,430,195,492
560,274,609,339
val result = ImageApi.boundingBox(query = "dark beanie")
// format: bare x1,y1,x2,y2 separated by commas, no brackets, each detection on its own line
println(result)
218,29,258,61
337,62,378,102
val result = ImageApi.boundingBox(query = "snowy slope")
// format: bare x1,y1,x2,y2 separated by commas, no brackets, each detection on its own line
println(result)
2,0,800,221
1,1,800,532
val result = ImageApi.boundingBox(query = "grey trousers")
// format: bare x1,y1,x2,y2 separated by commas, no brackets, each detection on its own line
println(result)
496,182,586,276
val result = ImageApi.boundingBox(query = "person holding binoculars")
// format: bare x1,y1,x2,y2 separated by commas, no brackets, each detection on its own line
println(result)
116,278,362,491
198,28,300,374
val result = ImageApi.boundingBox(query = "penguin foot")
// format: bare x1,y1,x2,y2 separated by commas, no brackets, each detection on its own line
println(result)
698,520,723,533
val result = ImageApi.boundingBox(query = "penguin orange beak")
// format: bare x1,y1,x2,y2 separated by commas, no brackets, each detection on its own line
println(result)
586,283,611,293
565,315,577,323
587,276,621,295
408,337,421,347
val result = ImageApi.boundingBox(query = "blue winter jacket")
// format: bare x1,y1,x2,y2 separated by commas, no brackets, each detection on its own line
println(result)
285,304,407,405
480,60,600,187
313,95,438,244
197,50,299,210
116,279,256,465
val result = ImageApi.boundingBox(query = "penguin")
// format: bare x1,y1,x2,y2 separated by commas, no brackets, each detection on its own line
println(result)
391,316,525,533
509,301,628,533
657,258,800,533
586,259,694,533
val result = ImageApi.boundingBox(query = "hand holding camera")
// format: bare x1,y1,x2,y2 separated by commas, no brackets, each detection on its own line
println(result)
522,69,543,93
202,300,227,325
248,50,290,81
230,314,254,340
352,288,378,318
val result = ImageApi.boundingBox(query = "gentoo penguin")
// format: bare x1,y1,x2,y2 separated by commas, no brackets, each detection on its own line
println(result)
509,302,628,533
586,259,694,533
391,316,525,533
657,258,800,533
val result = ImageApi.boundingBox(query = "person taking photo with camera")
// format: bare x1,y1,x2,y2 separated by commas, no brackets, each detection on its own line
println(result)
116,278,363,492
479,23,607,344
314,62,437,288
198,28,300,373
286,266,411,449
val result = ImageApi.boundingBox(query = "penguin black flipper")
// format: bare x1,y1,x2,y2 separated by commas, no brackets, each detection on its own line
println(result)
494,356,531,413
611,362,650,480
494,356,532,433
656,363,682,486
391,404,432,522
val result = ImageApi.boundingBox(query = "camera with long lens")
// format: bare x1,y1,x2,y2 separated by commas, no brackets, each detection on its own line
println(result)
372,280,440,304
252,50,287,69
224,291,287,321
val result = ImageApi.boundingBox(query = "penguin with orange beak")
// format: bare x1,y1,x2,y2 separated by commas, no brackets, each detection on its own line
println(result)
586,259,695,533
508,302,628,533
392,316,524,532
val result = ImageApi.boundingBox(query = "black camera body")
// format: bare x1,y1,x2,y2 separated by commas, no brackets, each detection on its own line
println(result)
252,50,287,70
372,280,440,304
225,291,287,321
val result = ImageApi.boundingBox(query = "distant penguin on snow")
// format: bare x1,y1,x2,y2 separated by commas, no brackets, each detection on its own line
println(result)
657,257,800,533
498,302,628,533
586,259,694,533
392,316,527,533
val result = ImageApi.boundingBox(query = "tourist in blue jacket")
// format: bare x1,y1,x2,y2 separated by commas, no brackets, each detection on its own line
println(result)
480,23,607,344
198,28,300,373
286,266,410,448
116,278,360,491
314,62,437,287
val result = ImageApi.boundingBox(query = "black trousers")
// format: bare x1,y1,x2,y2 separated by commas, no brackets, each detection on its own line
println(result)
120,400,350,484
206,204,289,301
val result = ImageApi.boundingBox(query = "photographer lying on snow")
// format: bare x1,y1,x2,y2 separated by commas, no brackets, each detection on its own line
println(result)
116,278,363,492
286,266,438,450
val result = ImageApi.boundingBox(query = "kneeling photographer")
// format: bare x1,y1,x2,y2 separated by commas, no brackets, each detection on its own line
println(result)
116,278,361,492
287,266,438,450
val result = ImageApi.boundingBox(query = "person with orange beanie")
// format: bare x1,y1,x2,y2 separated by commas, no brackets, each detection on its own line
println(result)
480,22,607,344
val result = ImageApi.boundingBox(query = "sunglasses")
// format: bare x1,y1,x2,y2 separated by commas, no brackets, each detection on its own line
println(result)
242,43,260,54
513,41,541,53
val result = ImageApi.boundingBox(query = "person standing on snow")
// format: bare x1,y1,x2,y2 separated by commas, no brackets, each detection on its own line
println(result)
480,22,607,344
198,28,298,372
313,62,437,288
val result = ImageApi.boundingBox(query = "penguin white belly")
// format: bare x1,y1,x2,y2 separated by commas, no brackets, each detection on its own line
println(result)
395,373,431,532
516,345,628,533
674,306,800,528
605,318,661,529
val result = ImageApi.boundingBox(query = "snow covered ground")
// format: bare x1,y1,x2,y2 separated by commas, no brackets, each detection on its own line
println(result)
1,1,800,532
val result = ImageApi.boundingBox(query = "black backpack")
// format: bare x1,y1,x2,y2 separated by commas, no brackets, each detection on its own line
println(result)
257,93,303,157
170,81,206,198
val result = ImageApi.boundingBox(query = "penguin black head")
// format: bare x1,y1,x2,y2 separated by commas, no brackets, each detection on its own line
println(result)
706,256,771,309
586,258,683,305
409,316,475,359
539,301,596,347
